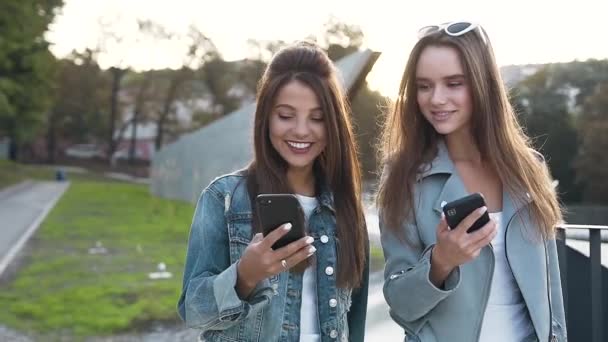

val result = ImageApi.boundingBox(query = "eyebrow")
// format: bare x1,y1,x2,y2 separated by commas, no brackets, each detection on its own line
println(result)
416,74,466,82
273,104,323,112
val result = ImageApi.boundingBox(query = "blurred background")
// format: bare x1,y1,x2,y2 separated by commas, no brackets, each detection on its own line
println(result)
1,0,607,341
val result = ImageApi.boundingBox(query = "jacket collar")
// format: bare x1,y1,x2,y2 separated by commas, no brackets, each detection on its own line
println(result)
317,180,336,213
421,140,531,219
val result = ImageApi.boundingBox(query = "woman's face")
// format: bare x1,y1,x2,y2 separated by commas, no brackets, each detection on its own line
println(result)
415,45,474,137
269,80,327,174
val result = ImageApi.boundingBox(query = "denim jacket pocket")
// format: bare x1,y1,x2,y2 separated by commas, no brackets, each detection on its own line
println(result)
227,215,253,263
202,329,241,342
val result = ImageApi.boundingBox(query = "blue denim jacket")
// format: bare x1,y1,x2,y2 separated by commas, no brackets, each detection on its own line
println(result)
178,171,369,342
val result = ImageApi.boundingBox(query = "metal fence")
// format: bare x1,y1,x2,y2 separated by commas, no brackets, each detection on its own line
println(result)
556,224,608,342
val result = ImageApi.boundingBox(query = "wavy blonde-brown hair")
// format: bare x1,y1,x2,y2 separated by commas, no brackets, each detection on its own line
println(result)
377,26,562,240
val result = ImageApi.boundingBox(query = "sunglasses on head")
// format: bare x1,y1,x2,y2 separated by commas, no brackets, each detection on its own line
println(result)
417,21,485,42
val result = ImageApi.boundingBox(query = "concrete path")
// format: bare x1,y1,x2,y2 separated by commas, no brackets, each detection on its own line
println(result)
364,208,405,340
0,181,70,277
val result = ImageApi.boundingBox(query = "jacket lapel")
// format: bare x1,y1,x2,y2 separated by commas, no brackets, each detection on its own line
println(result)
504,194,549,341
420,141,470,215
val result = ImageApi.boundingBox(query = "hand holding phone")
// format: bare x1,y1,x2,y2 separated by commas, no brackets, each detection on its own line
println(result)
430,193,497,288
442,193,490,233
256,194,306,249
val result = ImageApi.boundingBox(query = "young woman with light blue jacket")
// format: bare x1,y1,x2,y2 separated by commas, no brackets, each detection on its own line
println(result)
377,22,566,342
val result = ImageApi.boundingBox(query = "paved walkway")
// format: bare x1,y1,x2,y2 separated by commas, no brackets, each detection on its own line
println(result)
0,181,70,277
364,208,405,340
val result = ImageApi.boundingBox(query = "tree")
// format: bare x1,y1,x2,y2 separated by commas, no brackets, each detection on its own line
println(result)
318,18,384,179
319,16,364,61
0,0,64,160
575,81,608,203
512,67,580,202
47,49,109,162
125,71,153,164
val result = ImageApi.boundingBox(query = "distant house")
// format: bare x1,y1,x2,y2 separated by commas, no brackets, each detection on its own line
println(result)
150,49,381,203
112,79,254,162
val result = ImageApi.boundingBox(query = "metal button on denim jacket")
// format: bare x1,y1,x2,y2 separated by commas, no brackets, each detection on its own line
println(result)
177,172,369,342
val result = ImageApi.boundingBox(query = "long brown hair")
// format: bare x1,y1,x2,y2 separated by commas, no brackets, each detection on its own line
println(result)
247,42,367,289
377,26,562,240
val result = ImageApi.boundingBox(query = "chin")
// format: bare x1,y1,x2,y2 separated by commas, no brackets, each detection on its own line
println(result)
431,124,456,135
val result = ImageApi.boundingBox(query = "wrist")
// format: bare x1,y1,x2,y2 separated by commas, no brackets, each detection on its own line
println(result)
237,260,258,288
431,245,454,273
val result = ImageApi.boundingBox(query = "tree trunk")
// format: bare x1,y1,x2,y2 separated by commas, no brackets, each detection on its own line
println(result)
155,75,180,151
129,73,152,164
46,111,56,164
108,67,126,164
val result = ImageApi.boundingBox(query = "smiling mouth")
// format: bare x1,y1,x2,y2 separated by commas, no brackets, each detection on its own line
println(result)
287,141,312,149
431,110,456,120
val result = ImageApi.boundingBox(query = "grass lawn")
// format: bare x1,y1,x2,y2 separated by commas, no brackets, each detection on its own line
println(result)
0,178,194,338
0,161,386,338
0,160,126,189
0,160,54,188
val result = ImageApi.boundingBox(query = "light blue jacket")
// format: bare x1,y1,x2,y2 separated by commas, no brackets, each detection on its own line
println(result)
177,171,369,342
380,143,566,342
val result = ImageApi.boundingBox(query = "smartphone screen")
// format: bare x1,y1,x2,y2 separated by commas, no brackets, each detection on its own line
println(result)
256,194,305,249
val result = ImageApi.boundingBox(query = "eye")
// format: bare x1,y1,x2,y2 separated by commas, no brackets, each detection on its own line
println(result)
416,83,431,91
311,115,324,122
277,112,294,120
447,81,463,87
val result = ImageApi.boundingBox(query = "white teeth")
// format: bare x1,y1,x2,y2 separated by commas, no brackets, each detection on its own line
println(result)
287,141,311,149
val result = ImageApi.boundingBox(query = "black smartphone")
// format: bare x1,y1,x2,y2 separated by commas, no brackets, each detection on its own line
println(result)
442,193,490,233
256,194,305,249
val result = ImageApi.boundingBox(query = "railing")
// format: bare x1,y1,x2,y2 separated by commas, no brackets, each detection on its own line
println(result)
556,224,608,342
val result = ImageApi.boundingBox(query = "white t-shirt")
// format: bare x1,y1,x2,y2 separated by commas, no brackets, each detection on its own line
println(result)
479,212,535,342
296,194,321,342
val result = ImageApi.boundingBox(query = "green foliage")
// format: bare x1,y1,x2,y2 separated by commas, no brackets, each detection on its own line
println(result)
0,0,64,150
575,81,608,203
0,180,193,336
512,59,608,203
513,68,580,202
50,49,111,142
351,84,386,179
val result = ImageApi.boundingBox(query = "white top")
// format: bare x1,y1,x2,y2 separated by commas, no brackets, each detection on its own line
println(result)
479,212,535,342
295,194,321,342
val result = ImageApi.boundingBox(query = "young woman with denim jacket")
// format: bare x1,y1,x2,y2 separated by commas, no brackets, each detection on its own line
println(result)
177,42,369,342
377,22,566,341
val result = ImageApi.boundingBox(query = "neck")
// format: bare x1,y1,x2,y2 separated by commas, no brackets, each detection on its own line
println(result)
287,166,315,196
445,128,482,164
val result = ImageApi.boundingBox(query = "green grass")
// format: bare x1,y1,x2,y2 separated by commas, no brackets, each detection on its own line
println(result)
369,245,385,272
0,160,387,338
0,180,194,337
0,160,53,188
0,160,127,190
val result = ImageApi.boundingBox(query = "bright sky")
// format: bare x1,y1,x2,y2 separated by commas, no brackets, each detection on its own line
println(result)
46,0,607,97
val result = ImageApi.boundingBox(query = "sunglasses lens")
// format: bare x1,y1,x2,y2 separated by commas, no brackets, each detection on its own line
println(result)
446,22,472,35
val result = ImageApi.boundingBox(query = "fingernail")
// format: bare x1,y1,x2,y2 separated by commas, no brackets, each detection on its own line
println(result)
305,236,314,244
284,223,292,230
308,246,316,254
478,206,487,214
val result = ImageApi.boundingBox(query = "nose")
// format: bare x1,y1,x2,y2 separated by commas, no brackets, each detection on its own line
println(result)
292,117,310,138
430,86,448,106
